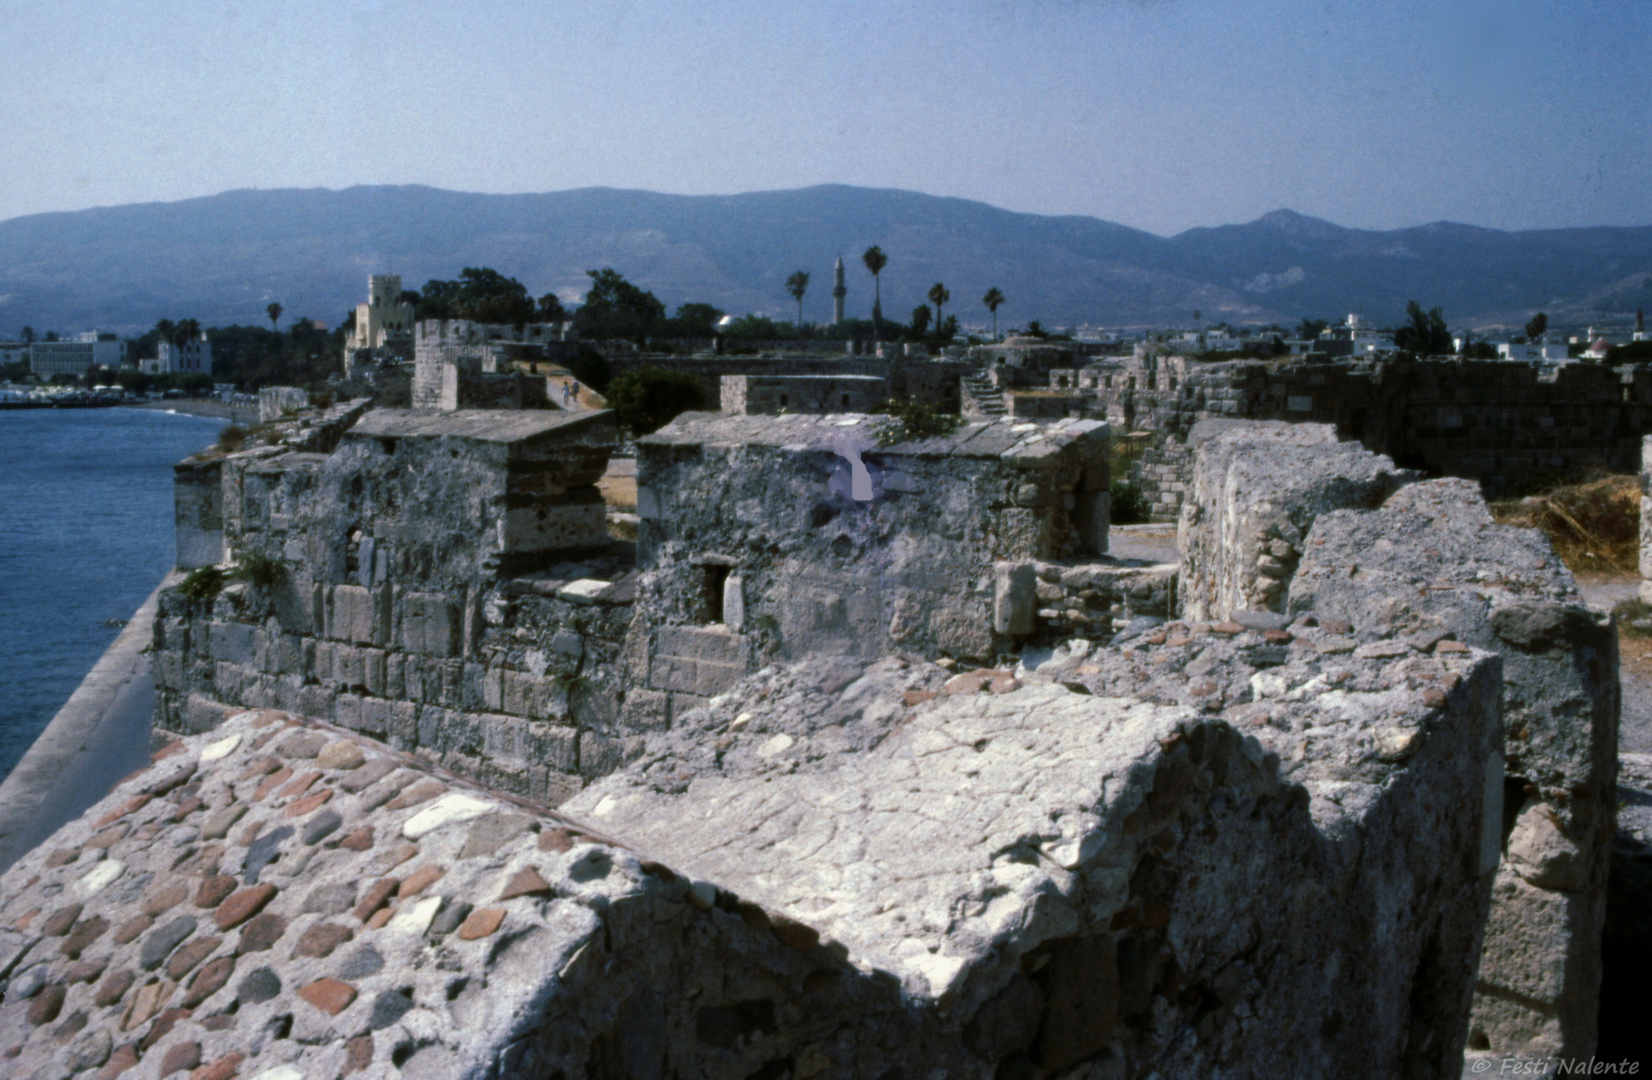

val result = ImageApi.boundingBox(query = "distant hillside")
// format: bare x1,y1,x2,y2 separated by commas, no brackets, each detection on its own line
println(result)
1,185,1649,336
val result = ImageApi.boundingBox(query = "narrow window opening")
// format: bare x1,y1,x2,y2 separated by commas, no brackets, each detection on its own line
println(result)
704,564,731,623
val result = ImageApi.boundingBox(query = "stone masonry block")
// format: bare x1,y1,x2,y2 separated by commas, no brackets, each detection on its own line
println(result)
648,626,750,696
206,621,258,666
328,584,386,646
993,562,1036,636
400,591,460,657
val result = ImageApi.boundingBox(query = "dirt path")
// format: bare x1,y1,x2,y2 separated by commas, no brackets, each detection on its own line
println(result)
1576,575,1652,755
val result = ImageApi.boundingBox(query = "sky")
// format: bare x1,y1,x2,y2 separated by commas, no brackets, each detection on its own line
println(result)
1,0,1647,236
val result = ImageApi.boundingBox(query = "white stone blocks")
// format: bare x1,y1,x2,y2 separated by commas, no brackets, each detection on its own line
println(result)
326,584,387,646
399,590,459,656
648,626,750,696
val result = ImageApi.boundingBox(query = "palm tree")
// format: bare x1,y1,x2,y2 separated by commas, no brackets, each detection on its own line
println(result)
927,282,949,333
785,271,810,335
982,287,1005,338
861,246,888,329
175,318,200,347
266,302,283,333
154,318,175,346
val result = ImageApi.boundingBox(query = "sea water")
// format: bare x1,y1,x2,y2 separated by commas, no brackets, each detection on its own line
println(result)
0,408,220,781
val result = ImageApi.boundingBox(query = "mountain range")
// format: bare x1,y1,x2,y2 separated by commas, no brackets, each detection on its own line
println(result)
1,184,1649,337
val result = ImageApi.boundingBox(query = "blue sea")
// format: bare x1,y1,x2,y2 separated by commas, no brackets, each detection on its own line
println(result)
0,408,221,782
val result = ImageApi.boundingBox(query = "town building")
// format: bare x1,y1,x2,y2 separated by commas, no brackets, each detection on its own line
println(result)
346,273,416,353
143,330,211,375
28,331,125,378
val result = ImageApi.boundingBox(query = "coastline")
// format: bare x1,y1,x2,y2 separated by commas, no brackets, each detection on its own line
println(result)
123,399,259,426
0,575,175,875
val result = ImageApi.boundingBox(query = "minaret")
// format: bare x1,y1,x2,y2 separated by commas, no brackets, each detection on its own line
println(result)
832,256,847,326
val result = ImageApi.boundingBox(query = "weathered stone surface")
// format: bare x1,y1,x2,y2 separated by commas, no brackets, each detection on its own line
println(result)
1178,420,1412,621
1289,478,1616,1062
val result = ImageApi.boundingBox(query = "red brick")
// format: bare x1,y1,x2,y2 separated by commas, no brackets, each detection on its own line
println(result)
235,912,287,953
95,1042,140,1080
88,823,130,849
165,936,221,979
41,903,82,937
538,829,575,853
343,1034,374,1074
293,922,353,958
27,984,65,1025
66,957,109,984
274,771,320,801
113,915,153,944
213,884,278,931
188,1051,244,1080
160,1041,201,1076
297,977,358,1016
397,865,444,898
1264,629,1294,644
338,826,374,851
237,756,280,782
10,907,39,930
139,1007,191,1052
385,778,445,811
151,742,186,763
195,876,237,909
60,914,109,958
352,878,399,922
498,866,552,901
181,956,236,1009
457,908,505,940
142,881,190,918
252,766,293,801
93,969,135,1008
283,788,333,818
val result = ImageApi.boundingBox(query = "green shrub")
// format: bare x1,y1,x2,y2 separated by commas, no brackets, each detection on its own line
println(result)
876,398,961,446
178,566,227,603
569,347,614,394
1109,481,1152,525
1614,598,1652,639
216,425,247,452
232,551,284,590
605,366,706,435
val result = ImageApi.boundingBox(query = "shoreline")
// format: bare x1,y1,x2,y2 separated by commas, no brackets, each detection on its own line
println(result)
123,399,259,426
0,575,174,875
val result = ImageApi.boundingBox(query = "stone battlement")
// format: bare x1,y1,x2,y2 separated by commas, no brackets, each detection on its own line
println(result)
0,404,1615,1076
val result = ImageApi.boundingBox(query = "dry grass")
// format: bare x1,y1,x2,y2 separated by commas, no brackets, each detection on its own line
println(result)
1488,473,1641,577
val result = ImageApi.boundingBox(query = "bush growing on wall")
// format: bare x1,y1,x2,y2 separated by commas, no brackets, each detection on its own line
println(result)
605,366,706,435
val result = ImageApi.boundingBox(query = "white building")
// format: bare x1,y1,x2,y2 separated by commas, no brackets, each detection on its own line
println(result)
29,331,126,379
347,274,416,353
144,331,211,375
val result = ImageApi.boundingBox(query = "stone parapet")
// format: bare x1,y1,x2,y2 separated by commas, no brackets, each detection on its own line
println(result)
567,633,1503,1078
1177,420,1413,622
1289,478,1618,1062
634,413,1110,663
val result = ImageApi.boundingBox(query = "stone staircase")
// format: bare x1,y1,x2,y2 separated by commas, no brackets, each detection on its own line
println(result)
960,371,1006,418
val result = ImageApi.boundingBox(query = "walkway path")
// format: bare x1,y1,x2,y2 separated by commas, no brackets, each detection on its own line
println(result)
0,575,173,874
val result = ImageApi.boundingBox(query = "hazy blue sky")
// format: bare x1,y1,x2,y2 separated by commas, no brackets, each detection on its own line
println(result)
2,0,1646,235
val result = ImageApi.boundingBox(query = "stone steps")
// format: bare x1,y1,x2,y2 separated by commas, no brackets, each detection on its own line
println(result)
960,374,1006,417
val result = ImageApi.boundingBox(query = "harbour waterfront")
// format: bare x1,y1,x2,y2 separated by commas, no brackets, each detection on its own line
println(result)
0,407,220,782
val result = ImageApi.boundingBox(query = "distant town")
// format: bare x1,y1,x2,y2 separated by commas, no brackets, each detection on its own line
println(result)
3,259,1650,409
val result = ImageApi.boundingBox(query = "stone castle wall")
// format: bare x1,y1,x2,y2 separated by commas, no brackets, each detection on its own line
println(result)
1105,357,1652,519
607,354,973,414
719,373,888,415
